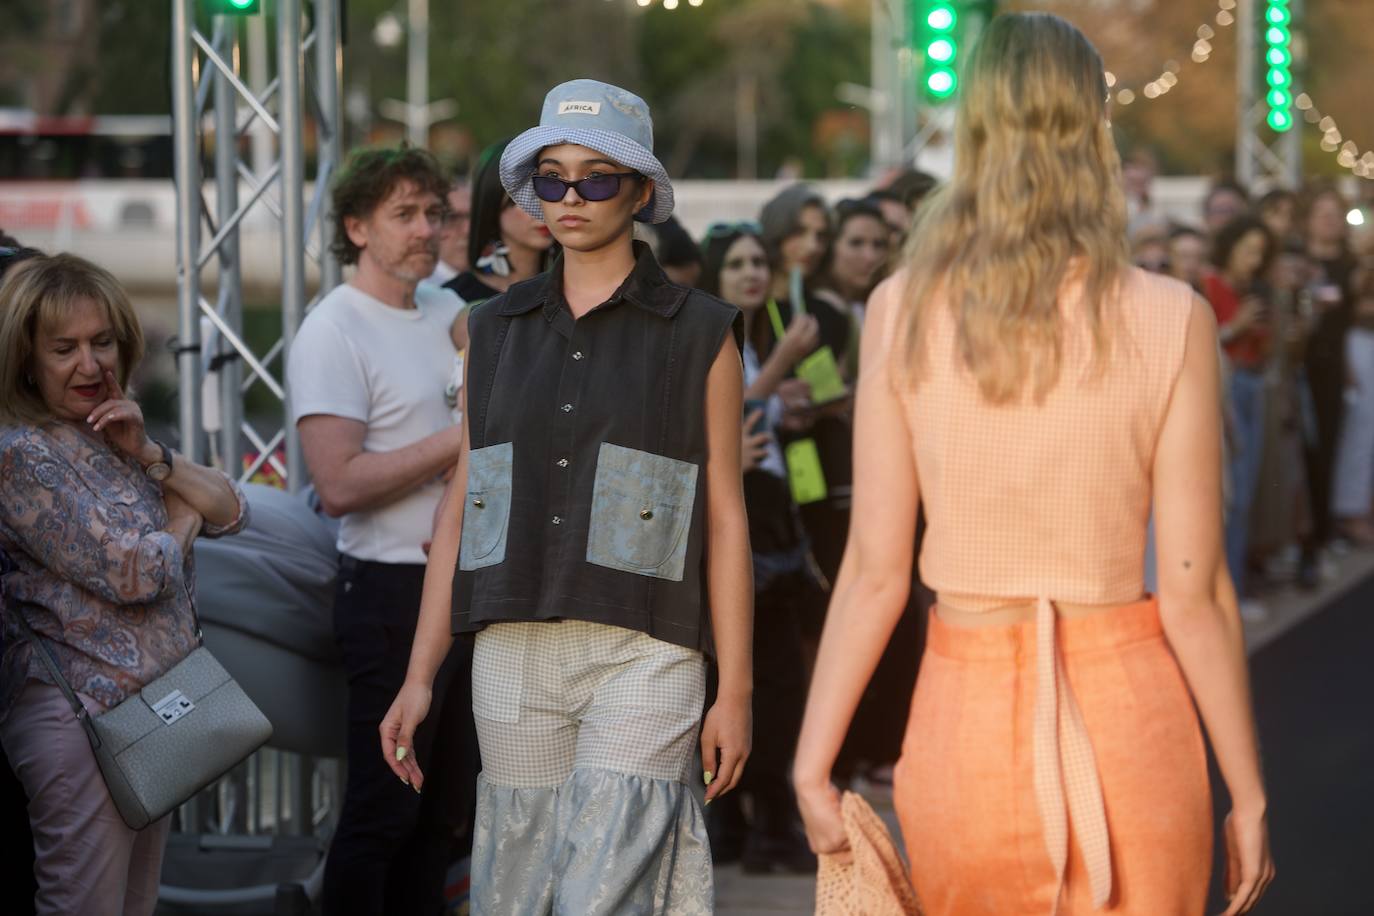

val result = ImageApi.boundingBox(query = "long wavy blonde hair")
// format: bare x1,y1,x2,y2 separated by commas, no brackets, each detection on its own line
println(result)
897,12,1129,404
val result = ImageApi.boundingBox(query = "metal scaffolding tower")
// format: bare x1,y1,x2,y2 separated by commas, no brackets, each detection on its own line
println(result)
1235,0,1302,189
170,0,343,492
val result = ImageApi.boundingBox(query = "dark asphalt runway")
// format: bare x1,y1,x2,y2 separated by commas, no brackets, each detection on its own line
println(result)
1207,573,1374,915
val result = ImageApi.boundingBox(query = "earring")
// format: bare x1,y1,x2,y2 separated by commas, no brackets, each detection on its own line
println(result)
475,240,513,278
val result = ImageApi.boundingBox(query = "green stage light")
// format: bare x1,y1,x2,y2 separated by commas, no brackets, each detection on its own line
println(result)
204,0,262,13
927,68,957,98
928,38,957,64
1267,88,1292,109
1267,109,1294,132
927,6,956,32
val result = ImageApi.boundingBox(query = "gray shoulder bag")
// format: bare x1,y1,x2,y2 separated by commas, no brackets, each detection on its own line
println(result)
14,610,273,830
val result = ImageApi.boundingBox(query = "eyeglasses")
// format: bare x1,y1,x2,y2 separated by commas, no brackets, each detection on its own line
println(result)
531,172,643,204
703,220,762,239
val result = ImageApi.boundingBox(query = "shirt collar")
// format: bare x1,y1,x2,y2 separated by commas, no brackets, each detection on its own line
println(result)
497,240,688,321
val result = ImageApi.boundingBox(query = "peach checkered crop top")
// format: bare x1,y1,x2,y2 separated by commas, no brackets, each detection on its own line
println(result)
885,266,1194,610
882,265,1196,909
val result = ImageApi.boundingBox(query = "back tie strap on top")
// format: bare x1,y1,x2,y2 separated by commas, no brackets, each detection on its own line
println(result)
1032,595,1113,911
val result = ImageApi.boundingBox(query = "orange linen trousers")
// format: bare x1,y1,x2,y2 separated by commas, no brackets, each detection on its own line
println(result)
893,598,1212,915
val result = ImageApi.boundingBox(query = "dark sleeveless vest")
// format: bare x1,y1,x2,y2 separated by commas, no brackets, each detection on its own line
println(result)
451,242,742,653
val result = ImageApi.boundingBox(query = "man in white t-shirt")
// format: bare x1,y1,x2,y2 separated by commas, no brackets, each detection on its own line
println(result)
288,146,470,916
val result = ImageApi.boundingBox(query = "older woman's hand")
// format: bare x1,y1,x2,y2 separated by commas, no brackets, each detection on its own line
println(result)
88,370,158,464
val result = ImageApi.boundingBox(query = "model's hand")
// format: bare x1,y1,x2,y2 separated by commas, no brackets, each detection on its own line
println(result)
1219,806,1275,915
379,679,432,792
795,777,848,855
699,692,751,803
89,370,155,462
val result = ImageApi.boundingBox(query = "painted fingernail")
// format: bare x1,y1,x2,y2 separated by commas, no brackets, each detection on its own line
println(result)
703,771,713,787
396,746,408,763
413,784,421,795
400,776,409,787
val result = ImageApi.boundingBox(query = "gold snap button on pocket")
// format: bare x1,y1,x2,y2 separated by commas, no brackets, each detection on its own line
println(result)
639,507,654,521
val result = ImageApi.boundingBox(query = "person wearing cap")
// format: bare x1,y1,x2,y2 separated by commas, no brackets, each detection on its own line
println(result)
380,79,753,913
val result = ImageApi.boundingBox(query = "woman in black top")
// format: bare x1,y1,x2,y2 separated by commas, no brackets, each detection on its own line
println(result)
382,80,753,914
699,224,824,873
443,138,554,307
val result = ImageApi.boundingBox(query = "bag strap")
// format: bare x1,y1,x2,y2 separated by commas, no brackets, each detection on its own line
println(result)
0,548,102,745
9,612,102,747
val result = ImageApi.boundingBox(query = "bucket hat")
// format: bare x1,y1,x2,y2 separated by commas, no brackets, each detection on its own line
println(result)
499,79,674,224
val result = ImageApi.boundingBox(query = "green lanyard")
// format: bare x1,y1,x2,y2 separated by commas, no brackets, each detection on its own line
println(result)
766,267,810,342
765,299,787,341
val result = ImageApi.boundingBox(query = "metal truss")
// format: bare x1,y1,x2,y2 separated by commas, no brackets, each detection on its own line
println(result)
1235,0,1302,190
171,0,343,492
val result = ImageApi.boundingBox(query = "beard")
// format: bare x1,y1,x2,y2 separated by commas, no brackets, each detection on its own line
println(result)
382,244,437,283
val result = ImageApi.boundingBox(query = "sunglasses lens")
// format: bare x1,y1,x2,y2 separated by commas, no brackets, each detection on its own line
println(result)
576,174,622,202
531,176,566,203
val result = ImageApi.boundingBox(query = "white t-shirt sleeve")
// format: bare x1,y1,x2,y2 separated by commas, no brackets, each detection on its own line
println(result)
287,311,371,424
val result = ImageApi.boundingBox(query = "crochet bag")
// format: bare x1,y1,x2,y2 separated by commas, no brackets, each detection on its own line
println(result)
815,791,922,916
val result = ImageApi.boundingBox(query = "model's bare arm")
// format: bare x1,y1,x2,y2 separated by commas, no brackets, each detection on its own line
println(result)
700,335,755,802
379,398,470,791
793,277,918,853
299,414,464,517
1153,296,1274,916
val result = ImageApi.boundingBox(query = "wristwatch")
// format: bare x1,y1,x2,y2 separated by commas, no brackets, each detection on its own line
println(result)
143,439,174,482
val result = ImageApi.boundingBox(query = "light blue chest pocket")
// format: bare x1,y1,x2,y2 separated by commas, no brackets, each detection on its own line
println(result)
460,442,513,571
587,443,699,582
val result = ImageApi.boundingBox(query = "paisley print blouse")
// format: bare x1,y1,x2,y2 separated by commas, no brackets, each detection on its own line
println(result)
0,422,248,718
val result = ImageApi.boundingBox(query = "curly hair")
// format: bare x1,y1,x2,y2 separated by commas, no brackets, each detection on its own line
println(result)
330,146,450,266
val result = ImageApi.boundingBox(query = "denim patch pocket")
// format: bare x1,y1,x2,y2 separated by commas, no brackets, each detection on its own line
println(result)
459,442,514,571
587,443,699,582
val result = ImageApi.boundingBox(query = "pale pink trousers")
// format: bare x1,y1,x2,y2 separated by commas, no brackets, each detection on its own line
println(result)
1,683,171,916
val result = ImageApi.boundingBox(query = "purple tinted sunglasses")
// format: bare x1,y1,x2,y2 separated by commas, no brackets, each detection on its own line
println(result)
531,171,643,203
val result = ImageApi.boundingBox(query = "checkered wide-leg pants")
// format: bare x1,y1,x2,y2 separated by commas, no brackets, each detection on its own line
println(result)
469,619,712,915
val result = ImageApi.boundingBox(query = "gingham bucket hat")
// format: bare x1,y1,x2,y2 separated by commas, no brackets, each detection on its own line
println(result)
499,79,674,224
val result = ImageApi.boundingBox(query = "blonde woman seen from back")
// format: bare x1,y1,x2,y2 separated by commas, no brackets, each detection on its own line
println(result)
793,13,1273,916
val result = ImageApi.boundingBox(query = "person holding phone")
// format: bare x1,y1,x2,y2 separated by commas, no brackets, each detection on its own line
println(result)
700,223,825,872
1202,216,1278,617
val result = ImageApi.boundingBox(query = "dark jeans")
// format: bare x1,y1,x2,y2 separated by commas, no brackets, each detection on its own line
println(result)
321,557,472,916
1305,311,1349,548
740,570,813,824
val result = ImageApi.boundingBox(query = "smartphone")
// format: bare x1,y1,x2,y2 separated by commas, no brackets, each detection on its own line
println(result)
743,399,768,432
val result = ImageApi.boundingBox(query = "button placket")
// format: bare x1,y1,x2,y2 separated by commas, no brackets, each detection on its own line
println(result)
547,329,587,560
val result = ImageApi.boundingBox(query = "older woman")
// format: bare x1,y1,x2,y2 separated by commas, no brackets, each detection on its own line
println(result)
0,253,247,916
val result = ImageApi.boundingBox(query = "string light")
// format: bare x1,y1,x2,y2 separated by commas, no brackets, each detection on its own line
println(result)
1297,92,1374,180
1110,0,1235,106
